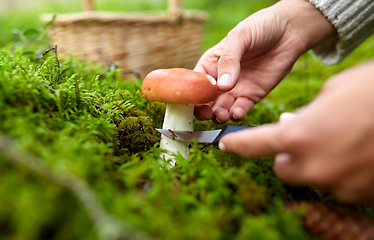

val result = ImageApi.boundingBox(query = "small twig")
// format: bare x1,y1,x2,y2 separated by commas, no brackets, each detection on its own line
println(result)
39,46,61,84
148,125,156,135
81,98,102,109
119,92,125,100
113,103,129,114
53,45,61,84
42,47,55,56
41,82,56,93
61,64,77,74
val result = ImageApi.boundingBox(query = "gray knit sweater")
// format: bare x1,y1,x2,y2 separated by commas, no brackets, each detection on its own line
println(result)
308,0,374,64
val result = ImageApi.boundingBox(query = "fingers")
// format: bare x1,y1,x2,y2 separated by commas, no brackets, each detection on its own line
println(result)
195,105,230,124
211,94,255,123
194,104,213,120
272,112,306,184
218,111,297,155
229,97,255,121
193,64,209,75
193,39,225,79
194,101,233,124
273,153,302,184
219,124,283,157
332,166,374,204
212,108,230,124
218,111,314,186
273,153,325,186
272,111,334,186
211,93,235,123
194,98,253,123
217,28,248,92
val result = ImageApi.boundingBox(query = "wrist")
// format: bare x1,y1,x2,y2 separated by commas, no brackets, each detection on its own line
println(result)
274,0,338,52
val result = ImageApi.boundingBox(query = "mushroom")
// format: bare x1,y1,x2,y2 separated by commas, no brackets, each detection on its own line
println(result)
142,68,218,164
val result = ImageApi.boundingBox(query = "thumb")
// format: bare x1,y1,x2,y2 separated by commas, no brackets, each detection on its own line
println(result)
217,30,248,92
218,124,284,157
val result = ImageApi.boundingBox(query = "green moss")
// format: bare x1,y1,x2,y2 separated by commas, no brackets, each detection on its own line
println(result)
1,14,374,240
0,42,319,240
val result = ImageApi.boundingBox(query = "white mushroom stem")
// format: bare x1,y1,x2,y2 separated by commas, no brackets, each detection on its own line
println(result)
160,103,194,164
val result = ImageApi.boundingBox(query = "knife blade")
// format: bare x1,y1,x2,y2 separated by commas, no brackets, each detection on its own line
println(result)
156,125,254,145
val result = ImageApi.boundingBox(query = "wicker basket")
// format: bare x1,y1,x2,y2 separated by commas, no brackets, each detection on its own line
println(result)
41,0,208,79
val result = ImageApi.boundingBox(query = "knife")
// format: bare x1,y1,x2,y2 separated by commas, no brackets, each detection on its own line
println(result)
156,125,254,146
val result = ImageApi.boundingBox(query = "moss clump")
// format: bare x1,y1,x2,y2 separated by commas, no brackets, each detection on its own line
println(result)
0,43,313,240
1,40,373,240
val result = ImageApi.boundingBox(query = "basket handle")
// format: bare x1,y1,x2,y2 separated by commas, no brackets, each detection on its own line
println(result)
83,0,182,17
168,0,183,19
84,0,94,11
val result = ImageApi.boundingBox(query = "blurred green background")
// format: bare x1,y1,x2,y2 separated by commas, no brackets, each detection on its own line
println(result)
0,0,278,49
2,0,373,109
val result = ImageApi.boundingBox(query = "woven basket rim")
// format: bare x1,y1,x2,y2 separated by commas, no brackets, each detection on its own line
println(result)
40,10,208,24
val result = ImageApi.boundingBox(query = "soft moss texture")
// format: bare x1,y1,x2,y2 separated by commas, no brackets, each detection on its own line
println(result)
1,0,374,239
0,37,318,240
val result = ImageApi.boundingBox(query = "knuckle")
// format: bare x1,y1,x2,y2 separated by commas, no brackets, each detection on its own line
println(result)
217,52,237,68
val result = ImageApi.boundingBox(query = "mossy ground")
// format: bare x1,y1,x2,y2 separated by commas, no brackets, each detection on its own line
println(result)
0,41,316,240
1,1,374,239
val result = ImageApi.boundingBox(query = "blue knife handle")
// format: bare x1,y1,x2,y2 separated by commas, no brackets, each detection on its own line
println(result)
212,125,254,146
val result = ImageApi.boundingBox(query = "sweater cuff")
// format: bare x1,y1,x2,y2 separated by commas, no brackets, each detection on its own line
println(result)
308,0,374,65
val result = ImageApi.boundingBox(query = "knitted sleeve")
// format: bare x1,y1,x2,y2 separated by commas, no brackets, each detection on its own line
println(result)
307,0,374,65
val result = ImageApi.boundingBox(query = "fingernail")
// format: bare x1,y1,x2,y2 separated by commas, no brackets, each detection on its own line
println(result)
279,112,296,122
232,107,243,120
218,73,231,86
218,141,226,151
215,117,223,124
274,153,291,167
197,114,203,120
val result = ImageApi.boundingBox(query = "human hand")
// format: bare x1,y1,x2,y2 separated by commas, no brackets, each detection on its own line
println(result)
194,0,337,123
218,61,374,205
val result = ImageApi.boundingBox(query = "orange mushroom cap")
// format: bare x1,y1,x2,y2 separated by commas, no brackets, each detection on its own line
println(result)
141,68,218,104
